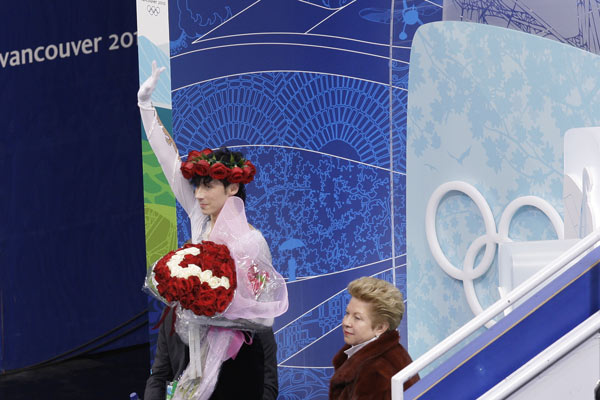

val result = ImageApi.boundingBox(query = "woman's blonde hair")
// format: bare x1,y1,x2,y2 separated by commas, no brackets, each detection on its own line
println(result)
347,276,404,331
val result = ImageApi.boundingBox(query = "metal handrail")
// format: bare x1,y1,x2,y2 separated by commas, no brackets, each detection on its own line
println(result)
478,310,600,399
391,230,600,400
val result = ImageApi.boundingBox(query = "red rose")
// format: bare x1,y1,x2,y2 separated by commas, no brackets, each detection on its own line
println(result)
181,162,195,179
242,161,256,183
196,281,211,293
200,148,213,156
204,304,217,316
194,160,211,176
214,286,225,298
188,150,203,161
211,265,223,277
180,290,194,308
209,162,230,180
198,305,216,317
190,303,205,316
196,284,217,307
179,278,192,295
203,241,218,252
171,280,182,296
228,166,244,183
155,267,170,282
181,254,193,266
154,262,172,281
157,283,168,298
200,253,217,270
219,247,232,259
214,287,232,312
227,266,237,287
165,283,178,302
189,276,201,292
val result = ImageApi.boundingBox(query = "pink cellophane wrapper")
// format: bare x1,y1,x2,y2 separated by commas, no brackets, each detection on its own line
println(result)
172,197,288,400
209,196,288,320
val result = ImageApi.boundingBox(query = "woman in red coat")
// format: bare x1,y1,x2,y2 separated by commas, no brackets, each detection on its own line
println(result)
329,277,419,399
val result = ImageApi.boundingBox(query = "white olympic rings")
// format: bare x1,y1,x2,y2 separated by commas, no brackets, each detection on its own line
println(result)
425,181,564,328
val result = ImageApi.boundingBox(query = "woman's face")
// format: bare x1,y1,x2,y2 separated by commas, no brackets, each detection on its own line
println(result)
194,180,238,220
342,297,386,346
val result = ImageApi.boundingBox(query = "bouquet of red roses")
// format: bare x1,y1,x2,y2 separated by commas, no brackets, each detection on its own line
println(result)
150,241,237,317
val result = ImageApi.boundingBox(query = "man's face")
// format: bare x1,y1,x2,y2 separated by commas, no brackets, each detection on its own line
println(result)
342,297,383,346
194,180,238,219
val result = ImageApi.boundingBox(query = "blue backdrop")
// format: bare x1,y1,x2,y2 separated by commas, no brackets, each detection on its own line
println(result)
0,2,148,371
137,0,443,397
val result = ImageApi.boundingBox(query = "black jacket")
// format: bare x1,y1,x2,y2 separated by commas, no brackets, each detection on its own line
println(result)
144,307,279,400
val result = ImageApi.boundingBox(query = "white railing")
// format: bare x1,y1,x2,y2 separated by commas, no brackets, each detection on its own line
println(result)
391,230,600,400
478,310,600,399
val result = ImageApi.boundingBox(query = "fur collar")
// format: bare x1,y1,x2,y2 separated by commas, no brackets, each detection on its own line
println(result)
331,330,400,383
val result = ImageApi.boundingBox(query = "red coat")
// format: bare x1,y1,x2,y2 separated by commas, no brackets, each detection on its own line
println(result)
329,330,419,400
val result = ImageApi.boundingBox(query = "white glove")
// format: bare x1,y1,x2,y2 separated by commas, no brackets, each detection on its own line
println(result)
137,60,166,109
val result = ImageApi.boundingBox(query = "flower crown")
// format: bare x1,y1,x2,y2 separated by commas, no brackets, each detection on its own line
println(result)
180,148,257,184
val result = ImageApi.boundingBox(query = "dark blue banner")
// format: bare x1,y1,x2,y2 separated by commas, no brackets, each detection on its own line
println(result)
1,2,148,371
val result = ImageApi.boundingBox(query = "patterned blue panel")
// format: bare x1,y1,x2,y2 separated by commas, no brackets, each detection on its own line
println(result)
309,0,393,44
158,0,445,397
275,259,400,366
392,91,408,258
277,291,350,366
278,367,333,400
168,1,443,90
390,0,444,45
171,39,391,91
168,0,253,56
302,0,353,7
194,0,333,38
172,73,394,168
443,0,600,54
167,1,400,88
391,87,408,171
242,147,393,276
393,172,407,257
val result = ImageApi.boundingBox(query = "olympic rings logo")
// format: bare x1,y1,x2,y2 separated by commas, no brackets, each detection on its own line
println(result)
425,181,564,328
147,6,160,16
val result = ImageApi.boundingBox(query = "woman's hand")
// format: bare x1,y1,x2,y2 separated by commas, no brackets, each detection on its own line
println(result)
137,60,166,109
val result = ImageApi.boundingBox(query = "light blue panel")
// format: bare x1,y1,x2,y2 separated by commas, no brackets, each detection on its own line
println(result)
407,21,600,366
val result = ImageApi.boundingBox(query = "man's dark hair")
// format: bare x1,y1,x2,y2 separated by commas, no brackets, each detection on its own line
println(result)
190,147,247,202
